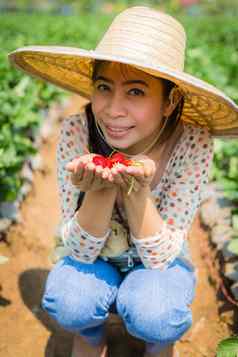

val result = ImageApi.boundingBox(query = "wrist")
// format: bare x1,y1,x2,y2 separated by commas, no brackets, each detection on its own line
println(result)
75,186,117,237
95,186,118,196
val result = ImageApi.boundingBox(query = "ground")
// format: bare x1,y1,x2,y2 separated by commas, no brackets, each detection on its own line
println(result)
0,96,235,357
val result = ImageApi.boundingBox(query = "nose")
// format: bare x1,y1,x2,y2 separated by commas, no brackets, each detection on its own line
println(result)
106,90,127,118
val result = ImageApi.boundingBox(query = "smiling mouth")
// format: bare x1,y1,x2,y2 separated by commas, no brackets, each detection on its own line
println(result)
106,124,135,131
104,124,135,138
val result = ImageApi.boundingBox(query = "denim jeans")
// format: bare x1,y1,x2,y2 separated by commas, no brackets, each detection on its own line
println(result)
42,255,196,352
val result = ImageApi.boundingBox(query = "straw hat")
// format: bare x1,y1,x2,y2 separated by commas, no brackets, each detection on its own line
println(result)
8,6,238,137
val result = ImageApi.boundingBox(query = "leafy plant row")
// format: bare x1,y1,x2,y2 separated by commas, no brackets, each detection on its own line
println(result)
182,16,238,237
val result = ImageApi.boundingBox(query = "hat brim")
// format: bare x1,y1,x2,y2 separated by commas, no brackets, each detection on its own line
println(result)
8,45,238,138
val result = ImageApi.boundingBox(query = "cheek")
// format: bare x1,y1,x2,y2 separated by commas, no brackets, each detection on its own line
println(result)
132,106,162,131
91,95,104,116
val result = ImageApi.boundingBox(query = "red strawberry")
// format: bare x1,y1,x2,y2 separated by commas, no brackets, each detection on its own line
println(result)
122,159,133,166
110,152,126,164
92,155,108,168
105,158,113,168
93,153,133,169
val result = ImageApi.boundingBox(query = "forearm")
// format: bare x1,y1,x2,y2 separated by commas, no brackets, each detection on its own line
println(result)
75,187,117,237
122,186,184,270
122,186,164,239
62,187,117,263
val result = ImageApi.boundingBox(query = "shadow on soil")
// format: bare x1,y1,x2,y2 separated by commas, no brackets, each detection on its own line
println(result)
19,268,73,357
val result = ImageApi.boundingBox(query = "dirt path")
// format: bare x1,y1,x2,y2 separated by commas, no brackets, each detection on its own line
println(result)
0,96,233,357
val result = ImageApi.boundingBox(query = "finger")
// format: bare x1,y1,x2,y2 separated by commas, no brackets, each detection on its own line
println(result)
65,158,80,172
94,167,105,185
87,161,96,171
111,163,126,175
112,171,127,187
80,155,90,167
120,171,134,188
126,165,144,176
95,168,112,184
126,166,145,184
101,167,111,180
144,165,151,177
65,161,75,171
73,158,86,174
71,166,84,184
107,169,114,182
84,162,95,184
110,165,124,185
95,165,104,175
122,170,147,191
65,157,84,173
143,160,156,177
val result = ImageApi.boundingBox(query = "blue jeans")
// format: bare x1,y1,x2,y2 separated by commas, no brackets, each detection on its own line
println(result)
42,256,196,352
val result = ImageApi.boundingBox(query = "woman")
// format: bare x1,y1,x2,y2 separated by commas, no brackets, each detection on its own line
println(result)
9,6,238,357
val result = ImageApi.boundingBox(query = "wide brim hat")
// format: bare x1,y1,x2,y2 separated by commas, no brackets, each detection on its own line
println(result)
8,6,238,138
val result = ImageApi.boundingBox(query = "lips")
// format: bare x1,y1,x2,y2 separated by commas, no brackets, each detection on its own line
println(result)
105,124,135,138
105,124,135,131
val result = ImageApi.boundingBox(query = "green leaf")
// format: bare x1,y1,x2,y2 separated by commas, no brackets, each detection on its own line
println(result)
227,240,238,256
217,337,238,357
232,215,238,233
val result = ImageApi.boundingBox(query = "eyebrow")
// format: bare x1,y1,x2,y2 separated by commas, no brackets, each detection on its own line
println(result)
94,75,149,87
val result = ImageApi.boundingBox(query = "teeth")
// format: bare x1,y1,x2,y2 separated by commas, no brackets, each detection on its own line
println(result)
108,127,130,132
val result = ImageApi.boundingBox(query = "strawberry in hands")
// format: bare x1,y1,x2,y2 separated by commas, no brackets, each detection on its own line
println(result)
91,152,155,194
65,152,152,194
92,152,132,168
91,152,134,192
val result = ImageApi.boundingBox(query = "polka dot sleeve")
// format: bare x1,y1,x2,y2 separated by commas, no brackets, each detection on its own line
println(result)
56,113,109,263
131,124,214,270
56,113,88,226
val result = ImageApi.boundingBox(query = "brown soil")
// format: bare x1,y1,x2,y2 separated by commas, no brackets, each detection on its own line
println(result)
0,95,235,357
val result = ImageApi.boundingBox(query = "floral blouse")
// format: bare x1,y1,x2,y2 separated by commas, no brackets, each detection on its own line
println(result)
54,109,214,272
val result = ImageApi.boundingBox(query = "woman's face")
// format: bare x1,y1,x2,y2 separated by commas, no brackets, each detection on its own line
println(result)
91,62,168,155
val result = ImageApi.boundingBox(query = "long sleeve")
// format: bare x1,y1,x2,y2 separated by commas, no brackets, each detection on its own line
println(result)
56,112,109,263
131,124,214,270
57,113,88,227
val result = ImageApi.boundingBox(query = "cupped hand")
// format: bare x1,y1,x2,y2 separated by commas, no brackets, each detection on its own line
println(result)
65,153,156,194
109,155,157,194
65,154,115,192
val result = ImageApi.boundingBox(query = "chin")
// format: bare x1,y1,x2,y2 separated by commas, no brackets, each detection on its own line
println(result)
105,138,134,150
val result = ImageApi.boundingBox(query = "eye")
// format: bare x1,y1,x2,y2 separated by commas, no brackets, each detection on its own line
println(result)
95,83,110,92
128,88,145,96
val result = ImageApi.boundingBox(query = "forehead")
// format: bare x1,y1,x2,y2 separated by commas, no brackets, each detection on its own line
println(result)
95,61,160,84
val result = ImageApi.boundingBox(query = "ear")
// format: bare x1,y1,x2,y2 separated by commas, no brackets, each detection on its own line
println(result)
163,87,183,118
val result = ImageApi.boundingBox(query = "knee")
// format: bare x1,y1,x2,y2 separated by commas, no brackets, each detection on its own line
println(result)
42,286,112,332
41,257,120,333
117,291,192,344
139,306,192,344
116,270,192,344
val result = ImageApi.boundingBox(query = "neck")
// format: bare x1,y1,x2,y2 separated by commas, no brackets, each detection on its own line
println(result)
118,126,165,158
